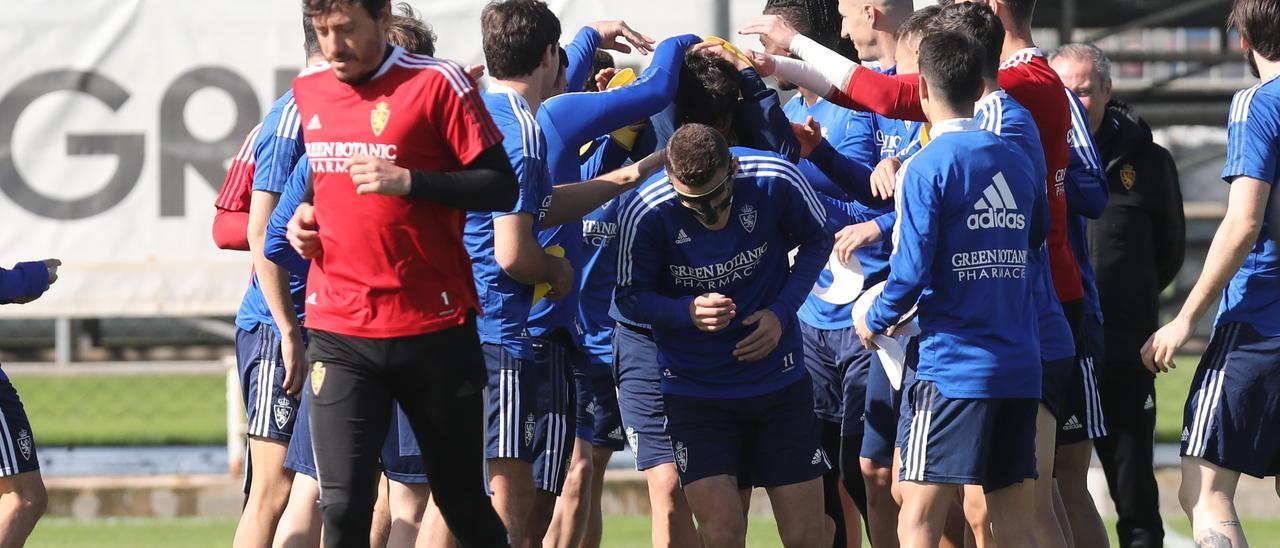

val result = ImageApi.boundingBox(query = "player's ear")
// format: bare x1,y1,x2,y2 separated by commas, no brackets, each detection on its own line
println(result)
542,43,558,69
918,73,931,104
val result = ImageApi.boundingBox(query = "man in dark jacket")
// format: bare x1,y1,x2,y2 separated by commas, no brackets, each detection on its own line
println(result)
1053,43,1186,548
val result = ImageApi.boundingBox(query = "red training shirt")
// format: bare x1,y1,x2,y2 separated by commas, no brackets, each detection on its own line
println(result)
293,46,503,338
830,47,1084,302
211,124,261,251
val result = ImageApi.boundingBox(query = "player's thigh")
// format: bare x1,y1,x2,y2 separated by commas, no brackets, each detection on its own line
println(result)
662,391,745,488
747,378,831,489
765,477,827,528
681,474,745,529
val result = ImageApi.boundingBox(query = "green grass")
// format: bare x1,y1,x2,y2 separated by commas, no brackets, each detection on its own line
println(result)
11,374,226,446
26,515,1280,547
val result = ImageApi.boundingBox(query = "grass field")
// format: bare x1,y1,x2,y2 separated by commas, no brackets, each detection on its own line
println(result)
4,354,1202,446
23,515,1280,547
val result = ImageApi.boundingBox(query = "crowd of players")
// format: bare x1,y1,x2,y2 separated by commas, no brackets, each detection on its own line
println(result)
0,0,1277,547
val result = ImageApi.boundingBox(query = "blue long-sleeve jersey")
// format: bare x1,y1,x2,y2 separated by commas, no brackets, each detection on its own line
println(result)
464,86,555,359
867,120,1042,399
0,262,50,304
264,157,312,281
1065,89,1109,323
236,90,307,333
528,34,700,346
615,149,834,399
564,27,602,94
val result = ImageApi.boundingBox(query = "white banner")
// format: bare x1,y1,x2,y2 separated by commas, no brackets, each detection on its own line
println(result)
0,0,757,318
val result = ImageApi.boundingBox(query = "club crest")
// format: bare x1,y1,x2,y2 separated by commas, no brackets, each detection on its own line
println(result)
371,101,391,136
273,397,294,430
739,204,757,233
524,413,537,447
626,427,639,453
1121,164,1136,189
16,430,31,461
311,362,325,396
674,441,688,472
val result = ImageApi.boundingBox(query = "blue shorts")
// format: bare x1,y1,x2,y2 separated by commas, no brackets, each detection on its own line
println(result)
1181,322,1280,478
663,375,829,487
899,380,1037,492
588,365,625,451
1058,315,1107,445
532,334,576,494
284,380,428,484
800,323,872,438
862,340,918,466
0,371,39,477
613,323,673,471
1040,357,1073,419
573,360,594,442
236,325,299,442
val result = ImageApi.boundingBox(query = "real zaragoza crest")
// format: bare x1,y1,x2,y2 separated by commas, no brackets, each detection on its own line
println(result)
739,204,757,233
311,361,326,396
371,101,391,136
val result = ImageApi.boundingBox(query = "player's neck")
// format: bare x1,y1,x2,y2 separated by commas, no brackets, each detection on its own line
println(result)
800,88,822,106
490,78,544,114
982,78,1001,97
1257,54,1280,82
1000,28,1036,62
874,31,898,69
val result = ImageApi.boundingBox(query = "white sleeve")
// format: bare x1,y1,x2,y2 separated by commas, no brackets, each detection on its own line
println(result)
789,34,857,90
772,56,839,98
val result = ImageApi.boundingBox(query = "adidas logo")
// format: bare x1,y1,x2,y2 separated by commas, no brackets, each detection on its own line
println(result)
1062,415,1082,431
306,114,322,130
306,293,318,305
967,173,1026,231
811,449,824,465
608,426,624,441
675,229,691,244
1181,427,1190,442
1144,395,1155,411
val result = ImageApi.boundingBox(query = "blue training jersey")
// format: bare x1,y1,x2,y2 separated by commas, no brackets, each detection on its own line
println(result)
1064,89,1109,323
264,157,312,281
976,90,1074,363
866,120,1042,399
1218,73,1280,336
235,90,307,333
615,148,834,399
464,86,554,358
540,35,700,348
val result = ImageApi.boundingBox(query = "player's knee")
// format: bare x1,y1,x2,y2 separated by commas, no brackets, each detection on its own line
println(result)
860,460,890,490
779,514,833,548
10,482,47,524
698,520,746,548
1177,478,1201,516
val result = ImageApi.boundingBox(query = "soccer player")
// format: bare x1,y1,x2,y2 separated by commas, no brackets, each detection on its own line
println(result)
0,258,59,546
213,125,261,251
853,31,1043,548
1142,1,1280,546
289,0,519,544
616,123,835,548
231,17,322,547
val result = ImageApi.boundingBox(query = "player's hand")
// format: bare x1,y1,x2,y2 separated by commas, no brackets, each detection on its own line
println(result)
738,15,800,51
691,42,752,72
348,155,411,196
280,329,307,397
745,50,777,78
42,259,62,285
630,148,667,185
288,203,323,260
855,310,880,351
733,309,781,361
834,222,883,265
689,293,735,332
594,67,617,91
871,157,902,200
589,20,655,55
791,116,823,158
545,255,574,301
464,64,486,81
1141,316,1192,374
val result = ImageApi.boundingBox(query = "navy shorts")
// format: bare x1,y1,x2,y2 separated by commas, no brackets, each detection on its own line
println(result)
588,365,625,451
1181,322,1280,478
573,360,594,442
613,323,673,471
663,376,830,488
284,379,428,484
1058,315,1108,445
236,325,299,442
862,340,918,466
1040,356,1073,419
0,371,39,477
800,323,872,438
532,334,576,494
899,380,1038,492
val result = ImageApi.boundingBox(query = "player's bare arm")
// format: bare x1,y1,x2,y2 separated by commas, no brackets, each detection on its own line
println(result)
542,149,666,227
492,212,574,300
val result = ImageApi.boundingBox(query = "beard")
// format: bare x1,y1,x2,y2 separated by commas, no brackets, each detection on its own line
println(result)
1248,49,1261,79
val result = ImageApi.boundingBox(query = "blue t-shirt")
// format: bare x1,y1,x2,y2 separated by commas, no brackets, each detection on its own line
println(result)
615,149,834,398
264,157,312,281
235,91,307,333
1218,74,1280,336
866,120,1042,399
975,90,1074,363
464,86,554,358
1064,89,1109,323
785,95,892,330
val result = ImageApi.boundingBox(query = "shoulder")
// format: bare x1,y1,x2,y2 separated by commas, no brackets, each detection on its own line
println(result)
1231,78,1280,125
296,61,331,81
262,91,301,140
395,53,477,97
619,175,678,228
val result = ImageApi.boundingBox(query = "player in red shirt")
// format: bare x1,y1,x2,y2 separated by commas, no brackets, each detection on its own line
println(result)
212,125,260,251
289,0,518,545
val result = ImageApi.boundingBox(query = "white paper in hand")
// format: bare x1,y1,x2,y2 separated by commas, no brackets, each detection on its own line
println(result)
812,253,864,305
851,282,909,391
